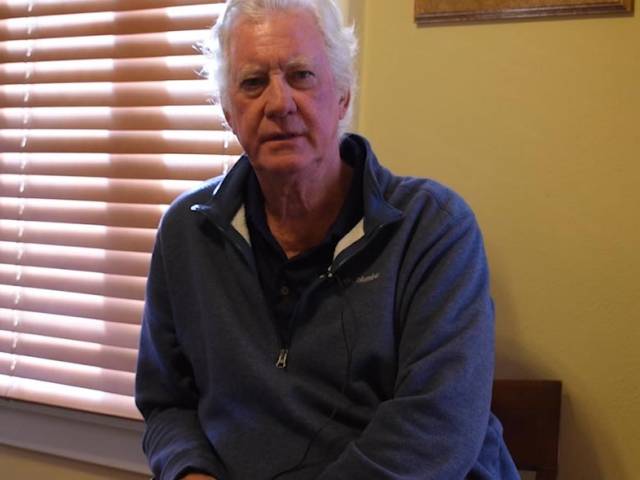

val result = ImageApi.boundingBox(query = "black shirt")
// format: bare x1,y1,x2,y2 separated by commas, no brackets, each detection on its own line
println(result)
244,139,364,349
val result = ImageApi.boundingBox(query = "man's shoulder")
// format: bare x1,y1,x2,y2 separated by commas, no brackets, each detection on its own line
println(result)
385,174,475,225
351,133,475,224
159,175,225,229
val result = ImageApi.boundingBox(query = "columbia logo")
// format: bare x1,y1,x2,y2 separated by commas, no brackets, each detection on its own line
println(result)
355,273,380,284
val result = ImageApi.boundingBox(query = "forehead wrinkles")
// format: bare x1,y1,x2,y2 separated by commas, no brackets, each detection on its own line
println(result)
226,10,328,72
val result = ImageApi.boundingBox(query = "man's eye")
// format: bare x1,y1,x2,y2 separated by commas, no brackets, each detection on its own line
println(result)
240,77,266,91
290,70,315,86
295,71,313,79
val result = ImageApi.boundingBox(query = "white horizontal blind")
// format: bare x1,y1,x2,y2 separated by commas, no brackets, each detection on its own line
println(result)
0,0,240,419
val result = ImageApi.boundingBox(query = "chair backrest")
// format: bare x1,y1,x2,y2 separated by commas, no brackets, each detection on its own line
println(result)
491,380,562,480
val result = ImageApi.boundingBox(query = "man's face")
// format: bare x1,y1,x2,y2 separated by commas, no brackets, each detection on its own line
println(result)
223,9,349,176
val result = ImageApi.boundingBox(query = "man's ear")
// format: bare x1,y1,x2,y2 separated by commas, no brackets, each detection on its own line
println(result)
223,109,235,133
338,90,351,120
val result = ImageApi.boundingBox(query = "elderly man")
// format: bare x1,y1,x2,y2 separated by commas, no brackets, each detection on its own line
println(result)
135,1,519,479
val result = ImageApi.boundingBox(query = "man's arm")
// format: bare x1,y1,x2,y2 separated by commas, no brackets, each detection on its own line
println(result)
135,234,226,480
318,212,501,479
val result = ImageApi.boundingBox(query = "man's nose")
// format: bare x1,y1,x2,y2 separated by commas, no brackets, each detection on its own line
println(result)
264,76,296,118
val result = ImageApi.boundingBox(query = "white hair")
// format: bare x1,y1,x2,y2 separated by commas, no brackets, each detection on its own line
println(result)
201,0,358,136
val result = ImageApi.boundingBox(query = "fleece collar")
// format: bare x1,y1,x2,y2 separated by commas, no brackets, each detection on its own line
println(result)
190,134,403,245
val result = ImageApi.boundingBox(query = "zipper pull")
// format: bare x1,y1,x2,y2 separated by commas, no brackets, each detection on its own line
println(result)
276,348,289,369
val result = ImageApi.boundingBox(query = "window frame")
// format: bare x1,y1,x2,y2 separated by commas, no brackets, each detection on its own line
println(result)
0,397,149,474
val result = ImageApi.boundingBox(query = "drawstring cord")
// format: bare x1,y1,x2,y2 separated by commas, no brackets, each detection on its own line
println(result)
269,272,355,479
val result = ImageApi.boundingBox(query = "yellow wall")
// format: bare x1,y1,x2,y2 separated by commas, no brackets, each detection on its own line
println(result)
0,445,148,480
356,2,639,479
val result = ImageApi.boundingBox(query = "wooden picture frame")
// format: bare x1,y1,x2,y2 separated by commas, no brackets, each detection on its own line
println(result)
415,0,634,25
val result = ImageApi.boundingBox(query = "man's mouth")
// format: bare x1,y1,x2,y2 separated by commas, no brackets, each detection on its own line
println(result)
262,132,301,142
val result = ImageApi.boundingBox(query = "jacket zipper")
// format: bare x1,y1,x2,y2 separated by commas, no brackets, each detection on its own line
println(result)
275,348,289,369
275,272,328,369
199,213,292,368
274,224,392,369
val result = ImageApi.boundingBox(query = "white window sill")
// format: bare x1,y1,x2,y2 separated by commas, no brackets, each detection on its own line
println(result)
0,398,150,475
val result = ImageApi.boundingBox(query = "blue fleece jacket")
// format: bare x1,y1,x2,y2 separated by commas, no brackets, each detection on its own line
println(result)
135,134,519,480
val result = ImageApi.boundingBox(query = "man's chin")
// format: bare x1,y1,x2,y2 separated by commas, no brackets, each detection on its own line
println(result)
250,151,317,176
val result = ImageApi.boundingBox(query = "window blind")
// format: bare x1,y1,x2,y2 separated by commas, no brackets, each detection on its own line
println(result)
0,0,240,420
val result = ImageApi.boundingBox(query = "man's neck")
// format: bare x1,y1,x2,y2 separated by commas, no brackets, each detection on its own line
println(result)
255,153,353,258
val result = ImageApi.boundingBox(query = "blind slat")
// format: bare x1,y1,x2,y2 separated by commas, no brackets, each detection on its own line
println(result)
0,330,138,372
0,55,206,84
0,308,140,349
0,374,141,418
0,30,209,63
0,130,241,155
1,174,202,204
0,241,151,277
0,80,214,107
0,0,223,19
0,4,223,41
0,263,146,300
0,220,155,252
1,106,225,131
0,152,227,179
0,353,134,397
0,285,143,325
0,198,167,229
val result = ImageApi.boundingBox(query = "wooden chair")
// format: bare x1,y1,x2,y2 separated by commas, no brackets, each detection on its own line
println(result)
491,380,562,480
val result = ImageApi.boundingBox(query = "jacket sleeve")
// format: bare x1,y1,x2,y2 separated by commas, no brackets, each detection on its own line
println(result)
135,234,226,480
317,212,499,480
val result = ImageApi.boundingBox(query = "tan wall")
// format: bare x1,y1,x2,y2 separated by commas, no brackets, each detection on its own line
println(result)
0,445,148,480
355,2,640,479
